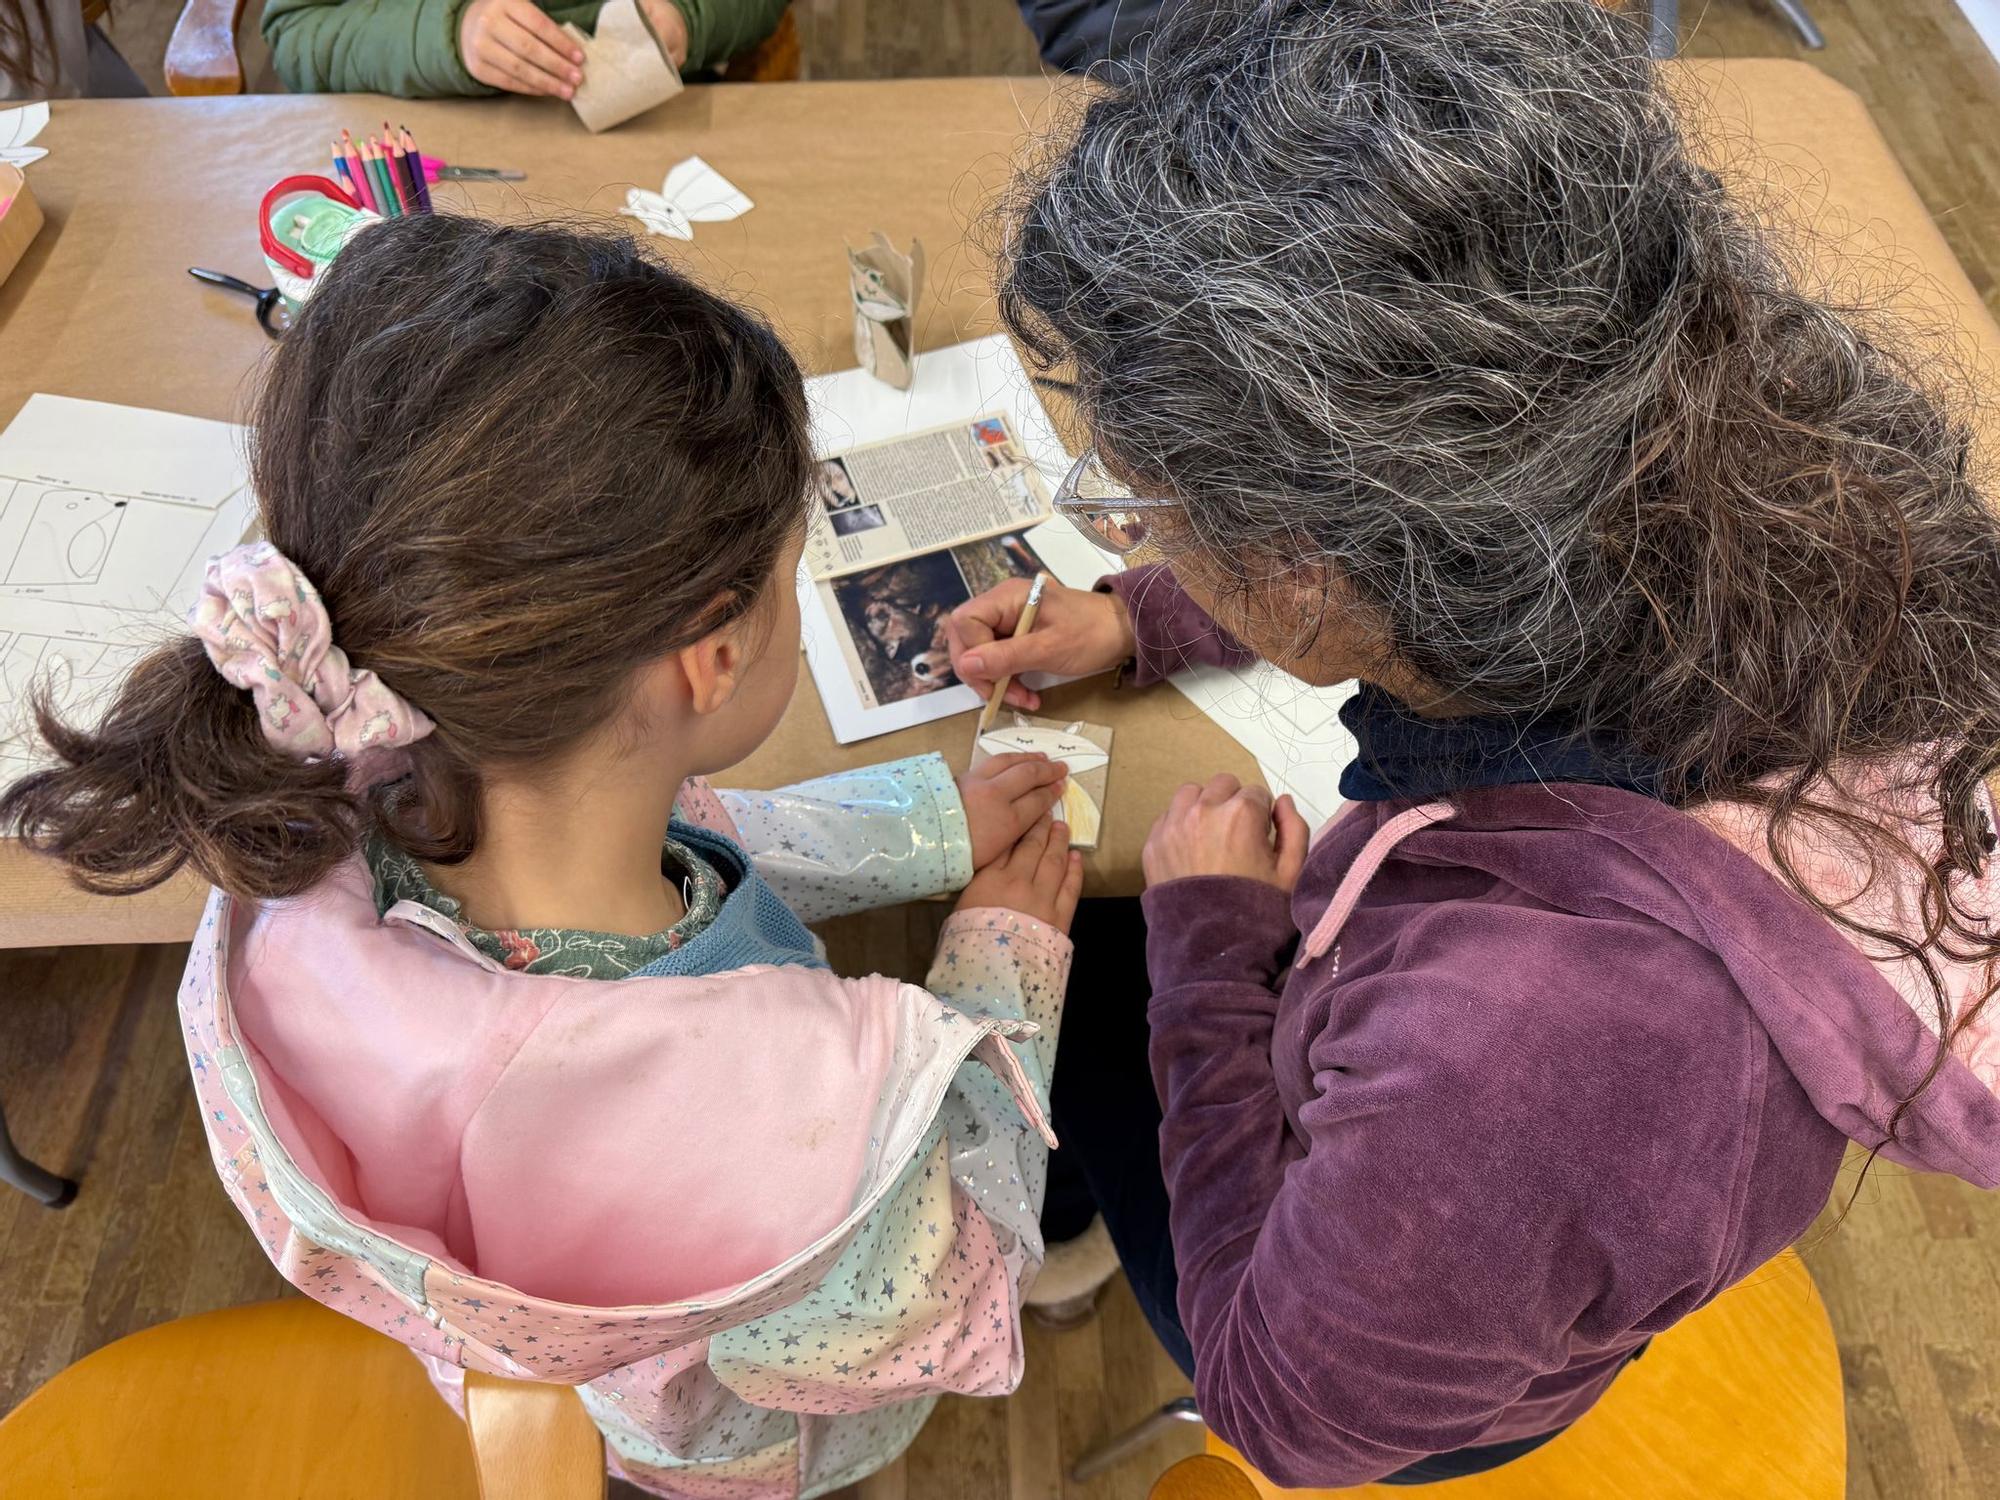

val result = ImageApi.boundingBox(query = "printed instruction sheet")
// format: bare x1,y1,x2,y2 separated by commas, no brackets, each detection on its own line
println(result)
0,395,253,779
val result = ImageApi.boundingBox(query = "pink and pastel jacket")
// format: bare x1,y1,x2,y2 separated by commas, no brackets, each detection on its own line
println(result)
178,755,1069,1499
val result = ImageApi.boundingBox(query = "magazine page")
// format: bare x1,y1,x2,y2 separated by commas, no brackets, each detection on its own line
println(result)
798,336,1119,745
803,411,1052,581
802,516,1112,744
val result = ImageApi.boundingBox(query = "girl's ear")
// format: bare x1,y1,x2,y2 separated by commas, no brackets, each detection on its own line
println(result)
675,614,752,717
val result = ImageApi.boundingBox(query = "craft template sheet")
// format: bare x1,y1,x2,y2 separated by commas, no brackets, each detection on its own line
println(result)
0,396,253,778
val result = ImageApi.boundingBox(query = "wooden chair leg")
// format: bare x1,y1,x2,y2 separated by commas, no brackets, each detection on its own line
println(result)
1072,1396,1205,1482
0,1088,76,1207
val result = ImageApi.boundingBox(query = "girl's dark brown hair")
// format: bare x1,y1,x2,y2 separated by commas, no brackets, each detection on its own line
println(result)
1,214,813,900
1001,0,2000,1127
0,0,60,93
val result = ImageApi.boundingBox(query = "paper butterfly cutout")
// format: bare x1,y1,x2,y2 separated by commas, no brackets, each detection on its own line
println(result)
619,156,752,241
0,102,49,169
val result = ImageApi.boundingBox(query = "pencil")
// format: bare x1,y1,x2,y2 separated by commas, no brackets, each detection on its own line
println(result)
977,571,1048,734
399,126,433,212
386,139,417,215
331,140,357,202
340,130,375,213
365,141,401,218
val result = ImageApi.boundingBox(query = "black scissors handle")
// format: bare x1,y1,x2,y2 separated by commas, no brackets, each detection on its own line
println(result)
188,267,288,340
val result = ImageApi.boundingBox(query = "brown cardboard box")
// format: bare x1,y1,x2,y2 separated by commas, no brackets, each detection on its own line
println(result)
0,165,41,290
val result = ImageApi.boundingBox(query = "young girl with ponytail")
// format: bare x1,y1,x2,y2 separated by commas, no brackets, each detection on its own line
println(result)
3,213,1079,1499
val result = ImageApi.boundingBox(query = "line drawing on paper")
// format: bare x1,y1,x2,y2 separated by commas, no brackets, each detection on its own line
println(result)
6,487,130,586
0,630,149,775
0,475,251,616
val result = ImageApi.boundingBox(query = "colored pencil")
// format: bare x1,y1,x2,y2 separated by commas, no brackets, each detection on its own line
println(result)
332,153,359,204
340,129,375,213
399,126,433,212
380,138,409,214
359,141,384,215
386,140,418,215
366,141,401,218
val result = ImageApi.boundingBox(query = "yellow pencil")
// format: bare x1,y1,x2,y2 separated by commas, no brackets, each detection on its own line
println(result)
977,571,1048,734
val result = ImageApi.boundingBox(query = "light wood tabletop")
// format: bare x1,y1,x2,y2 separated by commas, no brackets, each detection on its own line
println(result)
2,62,1997,945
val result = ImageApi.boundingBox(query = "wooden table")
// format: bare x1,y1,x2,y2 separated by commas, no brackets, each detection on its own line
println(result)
3,63,1998,945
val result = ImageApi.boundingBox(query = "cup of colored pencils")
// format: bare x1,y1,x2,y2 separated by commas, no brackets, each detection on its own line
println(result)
333,124,434,218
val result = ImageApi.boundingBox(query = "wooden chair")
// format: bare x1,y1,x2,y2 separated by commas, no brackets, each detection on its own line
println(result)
1148,1250,1843,1500
0,1297,606,1499
164,0,801,96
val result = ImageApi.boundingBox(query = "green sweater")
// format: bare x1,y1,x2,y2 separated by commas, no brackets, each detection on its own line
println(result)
261,0,788,97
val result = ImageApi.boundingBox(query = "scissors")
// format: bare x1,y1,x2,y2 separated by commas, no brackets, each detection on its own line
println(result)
188,267,290,339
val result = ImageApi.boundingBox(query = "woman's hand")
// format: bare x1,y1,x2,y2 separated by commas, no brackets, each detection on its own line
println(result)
957,813,1085,931
459,0,585,99
1143,775,1310,892
946,578,1136,712
958,752,1069,869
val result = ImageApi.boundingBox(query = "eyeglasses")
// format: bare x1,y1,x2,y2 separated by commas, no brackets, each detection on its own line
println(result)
1054,448,1178,557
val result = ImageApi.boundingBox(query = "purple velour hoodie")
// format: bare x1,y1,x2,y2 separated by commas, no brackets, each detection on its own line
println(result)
1104,563,2000,1486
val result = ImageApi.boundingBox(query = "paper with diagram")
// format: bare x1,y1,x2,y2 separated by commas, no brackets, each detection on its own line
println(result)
0,395,253,781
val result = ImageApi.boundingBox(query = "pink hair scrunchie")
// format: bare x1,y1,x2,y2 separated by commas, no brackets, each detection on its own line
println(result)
189,541,434,760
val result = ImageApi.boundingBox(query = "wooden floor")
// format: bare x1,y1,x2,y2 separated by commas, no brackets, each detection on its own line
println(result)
10,1,2000,1498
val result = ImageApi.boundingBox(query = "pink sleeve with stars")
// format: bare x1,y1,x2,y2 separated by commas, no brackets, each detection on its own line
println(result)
704,907,1071,1412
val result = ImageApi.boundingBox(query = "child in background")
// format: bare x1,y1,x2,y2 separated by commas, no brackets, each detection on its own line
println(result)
2,216,1079,1499
261,0,786,100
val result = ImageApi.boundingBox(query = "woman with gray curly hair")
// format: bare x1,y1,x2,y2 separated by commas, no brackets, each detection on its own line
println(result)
949,0,2000,1485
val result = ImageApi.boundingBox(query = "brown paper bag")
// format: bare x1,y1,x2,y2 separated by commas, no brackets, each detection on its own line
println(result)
848,232,926,391
971,716,1115,851
564,0,684,135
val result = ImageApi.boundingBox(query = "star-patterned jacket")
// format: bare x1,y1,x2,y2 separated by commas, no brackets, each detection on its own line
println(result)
178,754,1070,1499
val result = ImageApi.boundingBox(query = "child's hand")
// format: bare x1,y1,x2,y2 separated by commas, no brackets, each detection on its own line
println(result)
636,0,692,66
459,0,585,99
956,815,1085,932
960,752,1070,869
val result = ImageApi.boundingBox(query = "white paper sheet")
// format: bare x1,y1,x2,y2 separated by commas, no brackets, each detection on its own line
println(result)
0,396,253,779
800,337,1113,745
620,156,752,240
0,102,48,169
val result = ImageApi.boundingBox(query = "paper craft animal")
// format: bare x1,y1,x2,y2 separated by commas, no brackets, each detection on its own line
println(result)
973,719,1114,850
848,232,926,390
562,0,683,134
0,103,49,169
619,156,754,241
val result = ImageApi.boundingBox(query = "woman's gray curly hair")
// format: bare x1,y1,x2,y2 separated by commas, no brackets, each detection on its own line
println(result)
1001,0,2000,1118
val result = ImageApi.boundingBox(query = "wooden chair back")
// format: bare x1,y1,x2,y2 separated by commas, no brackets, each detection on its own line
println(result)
0,1297,605,1499
1163,1250,1843,1500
